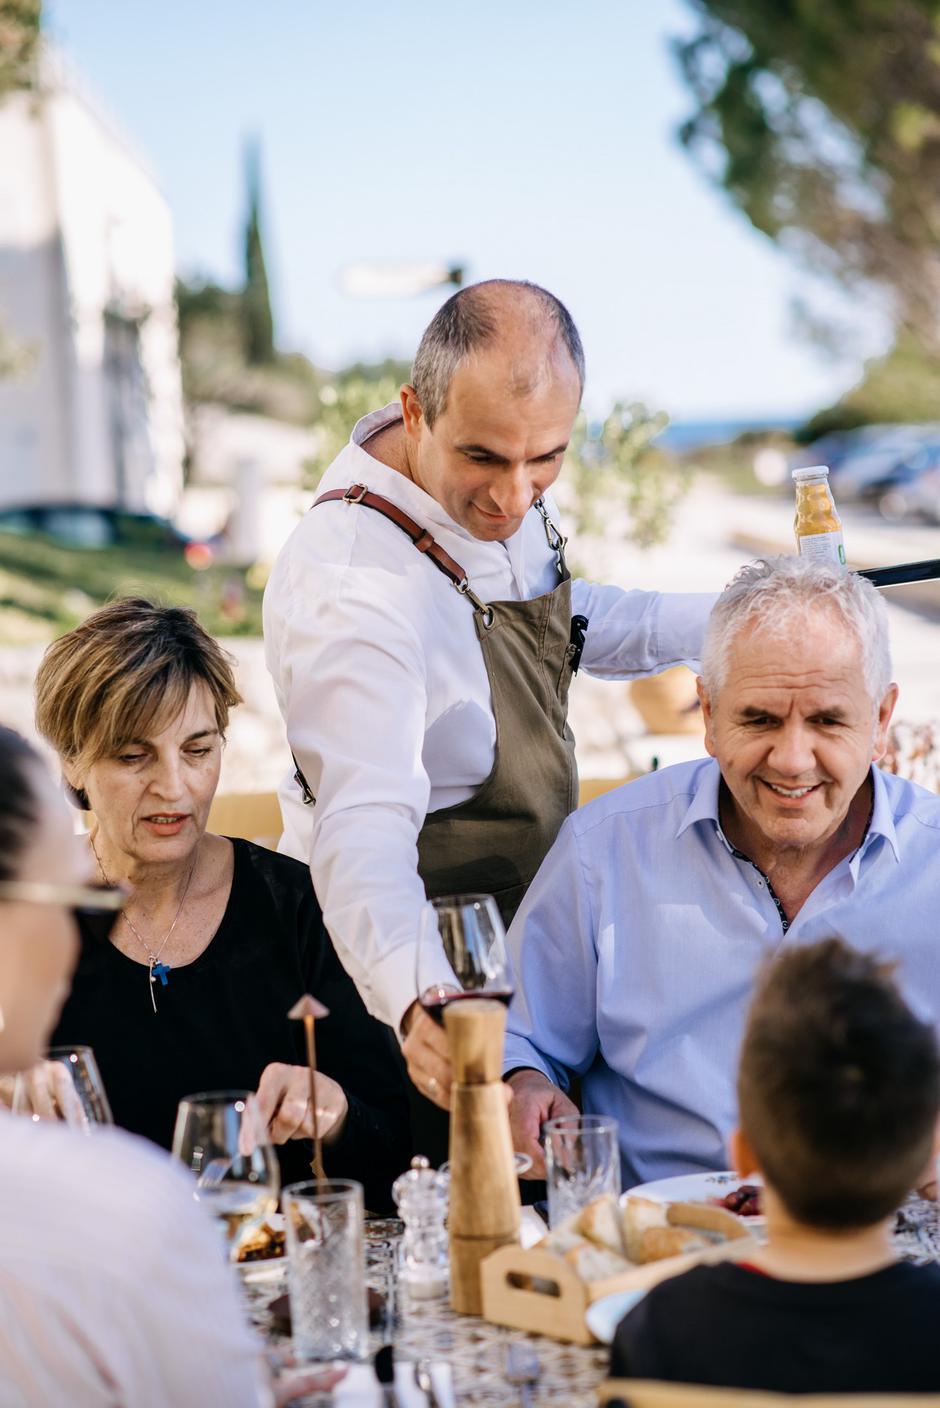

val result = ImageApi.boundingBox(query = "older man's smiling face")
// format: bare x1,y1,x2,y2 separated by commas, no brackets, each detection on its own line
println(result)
699,614,897,862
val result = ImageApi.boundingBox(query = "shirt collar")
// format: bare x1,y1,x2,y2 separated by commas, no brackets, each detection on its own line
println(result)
675,760,900,865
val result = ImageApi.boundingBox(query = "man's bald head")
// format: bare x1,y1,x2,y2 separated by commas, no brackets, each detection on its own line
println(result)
411,279,585,428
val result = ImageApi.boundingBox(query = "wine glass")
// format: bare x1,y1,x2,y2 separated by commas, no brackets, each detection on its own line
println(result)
416,893,514,1025
11,1045,113,1129
172,1090,280,1256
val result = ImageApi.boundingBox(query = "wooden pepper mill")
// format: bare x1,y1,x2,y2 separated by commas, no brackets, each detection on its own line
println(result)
444,997,521,1315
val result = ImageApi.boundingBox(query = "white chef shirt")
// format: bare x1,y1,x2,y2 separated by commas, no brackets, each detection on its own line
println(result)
263,403,714,1032
0,1110,270,1408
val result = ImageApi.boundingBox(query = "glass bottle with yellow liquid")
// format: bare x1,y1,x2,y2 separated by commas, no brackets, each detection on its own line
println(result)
792,465,846,566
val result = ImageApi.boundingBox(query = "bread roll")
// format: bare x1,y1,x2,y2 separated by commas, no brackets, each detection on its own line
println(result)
565,1242,632,1283
577,1195,626,1255
620,1195,668,1261
636,1225,707,1264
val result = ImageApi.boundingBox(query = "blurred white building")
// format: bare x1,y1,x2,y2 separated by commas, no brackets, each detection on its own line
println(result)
0,49,185,515
179,405,319,565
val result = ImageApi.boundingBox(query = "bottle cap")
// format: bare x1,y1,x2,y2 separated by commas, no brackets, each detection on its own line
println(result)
792,464,830,481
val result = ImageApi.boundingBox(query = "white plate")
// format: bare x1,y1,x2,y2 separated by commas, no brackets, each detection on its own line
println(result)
585,1288,647,1345
623,1170,764,1225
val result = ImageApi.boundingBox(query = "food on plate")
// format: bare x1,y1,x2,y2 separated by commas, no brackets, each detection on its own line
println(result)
714,1183,762,1217
535,1193,748,1288
233,1219,285,1263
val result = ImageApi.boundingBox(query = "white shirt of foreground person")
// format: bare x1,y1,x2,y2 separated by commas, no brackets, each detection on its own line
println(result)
0,1110,270,1408
264,403,714,1032
502,756,940,1189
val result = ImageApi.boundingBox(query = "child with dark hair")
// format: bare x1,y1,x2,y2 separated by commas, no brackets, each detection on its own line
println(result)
609,937,940,1394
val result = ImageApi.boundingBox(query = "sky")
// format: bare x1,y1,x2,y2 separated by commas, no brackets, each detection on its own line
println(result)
45,0,887,420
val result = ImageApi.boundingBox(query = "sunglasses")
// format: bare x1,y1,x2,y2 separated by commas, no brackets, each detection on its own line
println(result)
0,880,126,940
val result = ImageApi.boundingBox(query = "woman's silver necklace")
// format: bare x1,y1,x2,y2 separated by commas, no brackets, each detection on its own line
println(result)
91,837,199,1013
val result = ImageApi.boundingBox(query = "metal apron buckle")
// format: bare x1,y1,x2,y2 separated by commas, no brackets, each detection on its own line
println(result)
534,497,567,575
456,577,495,629
343,484,368,504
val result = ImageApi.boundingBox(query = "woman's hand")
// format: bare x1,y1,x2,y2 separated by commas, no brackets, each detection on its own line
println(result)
0,1061,85,1124
252,1062,349,1146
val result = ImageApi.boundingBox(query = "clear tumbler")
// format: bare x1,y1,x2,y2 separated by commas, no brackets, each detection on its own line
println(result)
544,1113,620,1228
282,1179,368,1361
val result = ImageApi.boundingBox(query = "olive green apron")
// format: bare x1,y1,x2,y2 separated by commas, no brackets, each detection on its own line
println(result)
417,515,580,927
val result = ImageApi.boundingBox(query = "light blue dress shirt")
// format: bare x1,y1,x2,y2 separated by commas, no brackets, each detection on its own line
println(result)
503,757,940,1190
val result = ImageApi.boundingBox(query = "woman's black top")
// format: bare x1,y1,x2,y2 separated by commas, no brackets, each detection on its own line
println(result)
52,838,410,1211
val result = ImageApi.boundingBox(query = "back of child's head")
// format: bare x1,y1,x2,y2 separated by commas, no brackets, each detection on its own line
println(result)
738,937,940,1229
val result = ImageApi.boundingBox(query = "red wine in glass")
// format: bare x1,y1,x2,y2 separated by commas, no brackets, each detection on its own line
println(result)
420,985,515,1026
415,894,513,1024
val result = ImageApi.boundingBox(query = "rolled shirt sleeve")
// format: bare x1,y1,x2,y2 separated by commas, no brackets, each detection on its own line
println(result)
503,816,601,1087
571,580,716,679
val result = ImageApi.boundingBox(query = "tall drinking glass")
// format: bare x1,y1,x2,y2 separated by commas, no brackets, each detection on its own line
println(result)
12,1045,113,1128
544,1113,620,1228
415,893,514,1023
172,1090,279,1256
283,1179,368,1361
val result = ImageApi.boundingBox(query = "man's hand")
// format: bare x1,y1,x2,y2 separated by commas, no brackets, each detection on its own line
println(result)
401,1000,452,1111
506,1067,578,1178
252,1063,349,1146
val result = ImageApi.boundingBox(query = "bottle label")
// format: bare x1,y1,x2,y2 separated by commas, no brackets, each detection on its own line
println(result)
798,529,846,566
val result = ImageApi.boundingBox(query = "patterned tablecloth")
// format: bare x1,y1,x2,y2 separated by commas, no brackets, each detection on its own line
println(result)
244,1217,609,1406
245,1199,940,1406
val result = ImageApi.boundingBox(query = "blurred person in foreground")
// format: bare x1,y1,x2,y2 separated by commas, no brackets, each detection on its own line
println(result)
0,725,342,1407
35,599,408,1210
264,278,715,1152
609,938,940,1394
504,556,940,1190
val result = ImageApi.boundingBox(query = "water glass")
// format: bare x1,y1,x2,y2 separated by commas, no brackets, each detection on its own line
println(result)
12,1045,113,1128
172,1090,279,1254
544,1114,620,1228
283,1179,368,1361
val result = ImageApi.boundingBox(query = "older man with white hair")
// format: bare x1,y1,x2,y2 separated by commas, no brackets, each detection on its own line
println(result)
504,555,940,1188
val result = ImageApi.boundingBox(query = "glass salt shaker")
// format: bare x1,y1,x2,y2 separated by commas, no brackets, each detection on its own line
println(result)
392,1155,449,1300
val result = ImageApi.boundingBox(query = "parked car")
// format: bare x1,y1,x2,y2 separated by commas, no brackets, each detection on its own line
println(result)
878,460,940,524
861,442,940,518
793,424,940,501
0,504,201,554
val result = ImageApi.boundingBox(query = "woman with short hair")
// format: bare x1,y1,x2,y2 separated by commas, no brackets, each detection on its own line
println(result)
37,598,408,1207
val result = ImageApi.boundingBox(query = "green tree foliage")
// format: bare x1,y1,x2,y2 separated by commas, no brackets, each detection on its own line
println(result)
303,363,410,490
242,139,275,366
676,1,940,347
565,404,690,552
175,276,321,424
0,0,40,101
798,328,940,439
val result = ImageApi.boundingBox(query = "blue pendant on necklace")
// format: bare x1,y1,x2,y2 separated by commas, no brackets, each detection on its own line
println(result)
151,962,171,986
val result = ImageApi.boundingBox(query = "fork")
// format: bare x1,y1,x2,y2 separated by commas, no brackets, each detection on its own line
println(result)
505,1343,540,1407
414,1359,442,1408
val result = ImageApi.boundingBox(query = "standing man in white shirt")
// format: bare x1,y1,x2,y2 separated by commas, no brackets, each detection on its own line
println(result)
264,280,713,1151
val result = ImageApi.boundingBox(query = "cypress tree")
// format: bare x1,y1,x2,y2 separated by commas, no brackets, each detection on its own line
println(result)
242,137,275,365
